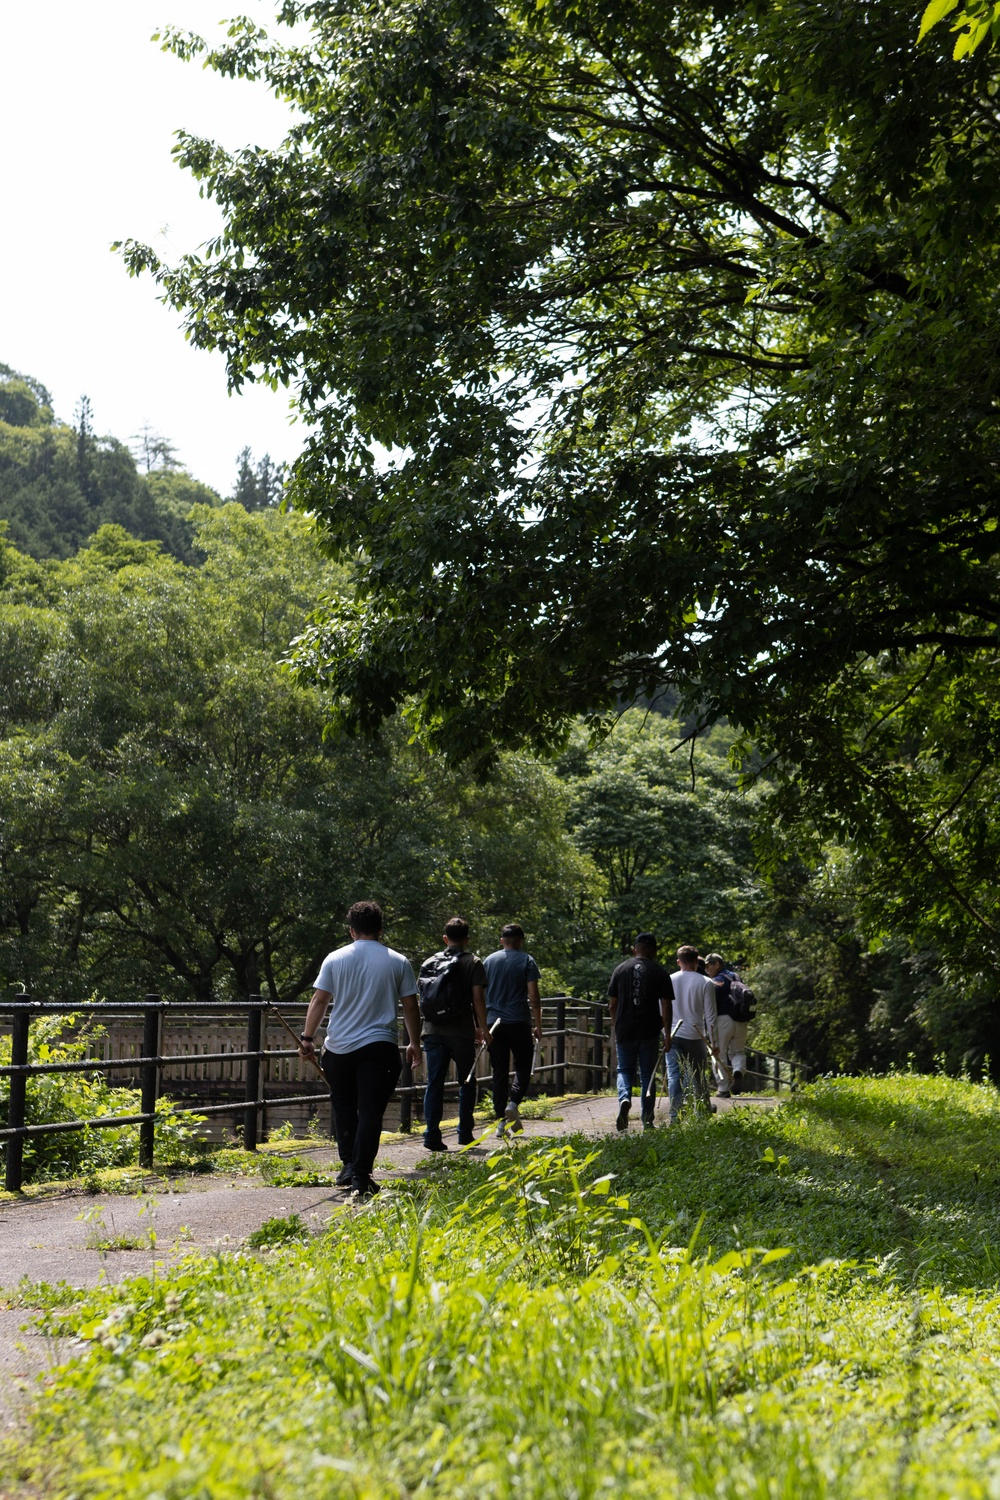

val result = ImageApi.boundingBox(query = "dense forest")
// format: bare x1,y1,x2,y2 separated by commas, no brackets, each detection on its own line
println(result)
0,360,990,1078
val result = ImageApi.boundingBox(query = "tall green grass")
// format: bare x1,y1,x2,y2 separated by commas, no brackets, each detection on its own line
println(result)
4,1075,1000,1498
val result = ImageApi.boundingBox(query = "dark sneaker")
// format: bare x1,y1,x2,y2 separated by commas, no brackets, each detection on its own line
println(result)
616,1099,631,1132
716,1089,731,1099
732,1070,744,1095
335,1162,355,1188
457,1135,475,1147
423,1137,448,1153
641,1114,655,1131
350,1176,380,1199
496,1117,507,1138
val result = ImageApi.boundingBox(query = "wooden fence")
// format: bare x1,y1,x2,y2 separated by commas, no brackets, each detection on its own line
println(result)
1,994,810,1190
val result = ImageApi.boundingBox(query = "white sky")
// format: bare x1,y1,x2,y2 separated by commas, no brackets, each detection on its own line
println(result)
0,2,304,495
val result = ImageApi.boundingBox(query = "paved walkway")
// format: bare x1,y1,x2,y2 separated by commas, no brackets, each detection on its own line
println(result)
0,1091,771,1431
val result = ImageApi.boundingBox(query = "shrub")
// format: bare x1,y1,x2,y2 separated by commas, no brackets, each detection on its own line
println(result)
0,1013,205,1184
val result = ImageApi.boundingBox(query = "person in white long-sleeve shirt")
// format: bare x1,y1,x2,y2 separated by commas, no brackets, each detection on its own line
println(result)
666,945,718,1122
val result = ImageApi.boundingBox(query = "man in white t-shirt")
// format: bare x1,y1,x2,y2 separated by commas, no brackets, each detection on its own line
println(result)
666,945,718,1123
298,900,421,1197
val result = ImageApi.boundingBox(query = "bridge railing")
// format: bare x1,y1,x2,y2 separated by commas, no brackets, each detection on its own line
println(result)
0,994,810,1190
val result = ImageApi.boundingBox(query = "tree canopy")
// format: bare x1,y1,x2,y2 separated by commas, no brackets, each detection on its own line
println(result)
123,0,1000,970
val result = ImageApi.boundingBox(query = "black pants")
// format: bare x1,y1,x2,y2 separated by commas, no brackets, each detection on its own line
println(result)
488,1022,534,1119
321,1041,402,1182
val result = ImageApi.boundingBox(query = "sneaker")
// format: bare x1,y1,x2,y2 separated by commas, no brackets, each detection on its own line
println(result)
505,1103,524,1134
423,1137,448,1153
716,1089,731,1099
496,1117,507,1138
335,1161,354,1188
732,1070,744,1095
616,1099,631,1132
641,1115,655,1131
350,1176,380,1199
457,1135,475,1147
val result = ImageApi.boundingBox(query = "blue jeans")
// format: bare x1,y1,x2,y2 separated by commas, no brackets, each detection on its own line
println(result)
616,1036,660,1119
666,1037,711,1120
422,1034,477,1145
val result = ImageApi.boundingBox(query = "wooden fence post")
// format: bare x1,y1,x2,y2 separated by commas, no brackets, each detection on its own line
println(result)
555,999,566,1095
244,998,263,1151
592,1003,603,1092
4,1001,30,1193
399,1049,413,1133
139,996,162,1170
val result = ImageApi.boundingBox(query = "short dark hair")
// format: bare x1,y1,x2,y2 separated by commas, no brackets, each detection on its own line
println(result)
676,944,699,965
347,900,383,936
501,923,525,942
444,916,469,944
634,932,657,953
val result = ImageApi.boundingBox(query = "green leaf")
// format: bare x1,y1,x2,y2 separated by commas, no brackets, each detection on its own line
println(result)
918,0,959,42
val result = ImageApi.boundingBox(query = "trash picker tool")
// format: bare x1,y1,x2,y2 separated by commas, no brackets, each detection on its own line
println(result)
464,1016,502,1085
645,1019,681,1100
266,1000,327,1080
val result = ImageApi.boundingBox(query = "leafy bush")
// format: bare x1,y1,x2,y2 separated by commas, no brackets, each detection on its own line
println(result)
0,1014,206,1184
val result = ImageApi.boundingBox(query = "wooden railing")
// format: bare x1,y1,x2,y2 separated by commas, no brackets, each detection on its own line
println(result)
0,994,810,1190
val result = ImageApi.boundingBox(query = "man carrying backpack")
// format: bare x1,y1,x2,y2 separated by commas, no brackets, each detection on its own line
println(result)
606,932,673,1131
705,952,753,1097
298,900,421,1198
417,916,489,1151
484,923,542,1136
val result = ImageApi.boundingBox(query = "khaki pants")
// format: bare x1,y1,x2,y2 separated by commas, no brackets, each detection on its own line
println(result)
713,1015,748,1090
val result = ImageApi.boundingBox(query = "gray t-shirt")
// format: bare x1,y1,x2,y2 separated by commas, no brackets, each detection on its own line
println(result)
484,947,540,1026
314,940,417,1055
669,969,718,1043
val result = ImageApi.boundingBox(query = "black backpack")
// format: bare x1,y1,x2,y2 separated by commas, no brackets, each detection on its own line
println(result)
728,976,757,1024
417,950,468,1024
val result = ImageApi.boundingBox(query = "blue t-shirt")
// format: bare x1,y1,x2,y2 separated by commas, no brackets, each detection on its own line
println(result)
314,940,417,1055
484,947,540,1026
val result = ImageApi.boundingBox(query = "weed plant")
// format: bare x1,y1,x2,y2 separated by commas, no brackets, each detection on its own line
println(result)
0,1015,207,1183
4,1075,1000,1498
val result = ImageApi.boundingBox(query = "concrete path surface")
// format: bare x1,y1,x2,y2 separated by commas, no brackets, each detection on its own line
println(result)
0,1090,772,1432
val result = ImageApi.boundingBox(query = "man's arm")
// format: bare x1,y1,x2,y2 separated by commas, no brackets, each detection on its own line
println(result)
401,993,422,1067
702,979,719,1052
297,989,330,1057
660,991,673,1051
527,979,542,1041
472,983,488,1043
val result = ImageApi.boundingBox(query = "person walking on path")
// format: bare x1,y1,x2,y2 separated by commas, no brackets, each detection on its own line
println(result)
418,916,489,1152
607,933,673,1132
484,923,542,1136
667,945,719,1122
705,952,746,1098
298,900,421,1197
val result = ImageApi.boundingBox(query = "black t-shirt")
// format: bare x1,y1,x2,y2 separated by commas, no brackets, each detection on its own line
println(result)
420,947,487,1040
607,957,672,1041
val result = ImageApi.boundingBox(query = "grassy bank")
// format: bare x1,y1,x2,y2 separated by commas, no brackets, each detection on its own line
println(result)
4,1074,1000,1498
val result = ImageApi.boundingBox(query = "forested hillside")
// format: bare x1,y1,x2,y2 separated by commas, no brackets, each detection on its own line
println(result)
0,362,224,563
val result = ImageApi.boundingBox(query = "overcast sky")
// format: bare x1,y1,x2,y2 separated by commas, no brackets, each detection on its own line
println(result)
1,2,303,495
